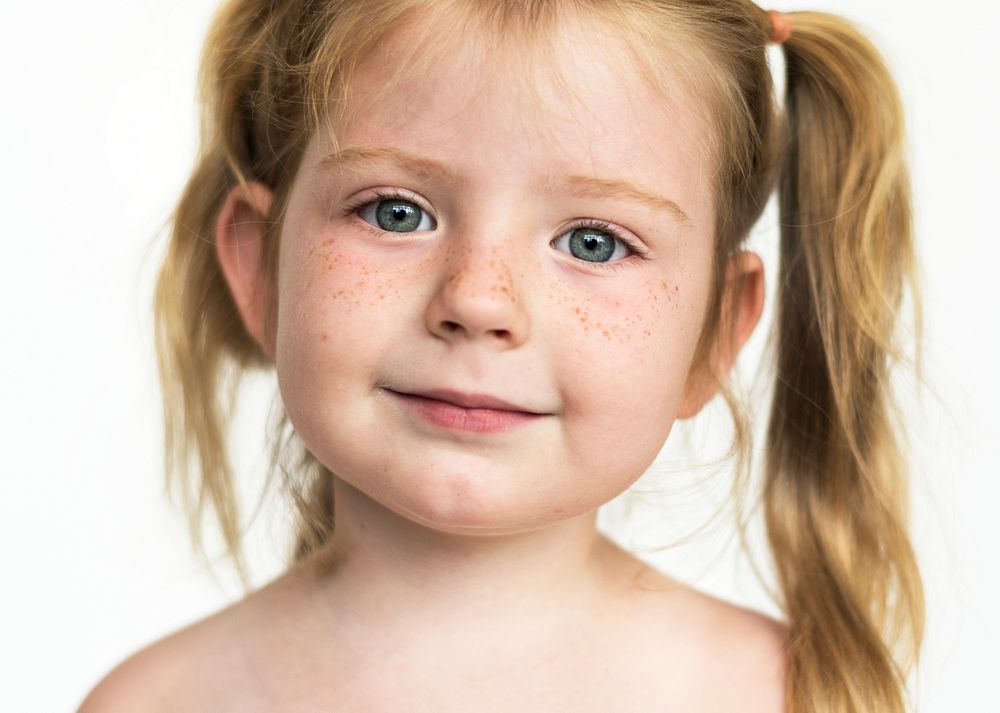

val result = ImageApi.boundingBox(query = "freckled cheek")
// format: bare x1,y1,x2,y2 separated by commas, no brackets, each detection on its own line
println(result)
550,277,695,364
277,242,415,376
544,281,696,480
547,276,705,411
299,241,405,308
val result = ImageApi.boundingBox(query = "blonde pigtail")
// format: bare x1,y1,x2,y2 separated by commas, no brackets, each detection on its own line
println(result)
153,0,312,590
763,12,924,711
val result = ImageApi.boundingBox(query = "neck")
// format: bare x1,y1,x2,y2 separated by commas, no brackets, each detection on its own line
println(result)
287,475,644,658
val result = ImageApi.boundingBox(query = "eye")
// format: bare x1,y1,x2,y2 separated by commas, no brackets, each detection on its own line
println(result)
344,192,647,270
349,190,437,233
551,221,647,269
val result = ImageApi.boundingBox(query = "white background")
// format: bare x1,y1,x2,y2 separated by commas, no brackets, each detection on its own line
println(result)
1,1,996,710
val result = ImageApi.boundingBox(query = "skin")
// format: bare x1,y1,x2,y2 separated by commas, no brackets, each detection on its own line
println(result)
198,9,776,711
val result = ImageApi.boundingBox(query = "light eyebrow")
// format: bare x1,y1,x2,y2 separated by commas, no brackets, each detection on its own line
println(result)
318,146,691,226
557,175,692,227
317,147,452,182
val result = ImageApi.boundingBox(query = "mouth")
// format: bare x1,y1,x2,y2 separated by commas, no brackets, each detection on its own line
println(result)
390,388,545,414
382,387,550,433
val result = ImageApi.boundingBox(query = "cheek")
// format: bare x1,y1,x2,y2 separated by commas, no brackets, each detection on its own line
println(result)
547,271,709,475
274,236,412,420
552,273,703,393
304,236,406,312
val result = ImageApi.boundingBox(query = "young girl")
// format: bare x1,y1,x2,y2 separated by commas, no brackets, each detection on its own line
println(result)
80,0,923,710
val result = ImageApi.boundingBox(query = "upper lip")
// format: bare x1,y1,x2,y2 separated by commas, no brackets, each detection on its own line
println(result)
388,387,546,414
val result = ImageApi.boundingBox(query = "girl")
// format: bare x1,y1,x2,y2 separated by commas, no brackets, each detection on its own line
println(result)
80,0,923,711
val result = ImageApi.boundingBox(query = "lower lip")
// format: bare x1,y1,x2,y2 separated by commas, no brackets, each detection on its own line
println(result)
387,391,546,433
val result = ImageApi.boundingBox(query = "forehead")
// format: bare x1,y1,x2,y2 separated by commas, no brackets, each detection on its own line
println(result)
318,6,717,231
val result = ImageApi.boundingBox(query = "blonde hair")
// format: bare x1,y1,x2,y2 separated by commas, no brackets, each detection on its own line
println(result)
153,1,924,710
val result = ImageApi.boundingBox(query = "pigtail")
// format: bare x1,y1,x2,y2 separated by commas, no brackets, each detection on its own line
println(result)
763,12,924,712
153,0,316,591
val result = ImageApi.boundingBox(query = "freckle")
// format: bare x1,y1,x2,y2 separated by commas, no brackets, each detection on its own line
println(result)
378,293,385,300
355,280,365,287
602,329,610,338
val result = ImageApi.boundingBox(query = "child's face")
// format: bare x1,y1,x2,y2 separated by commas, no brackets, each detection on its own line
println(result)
273,14,719,534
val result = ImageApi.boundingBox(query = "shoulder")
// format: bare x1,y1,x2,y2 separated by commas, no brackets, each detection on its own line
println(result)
75,600,258,713
624,568,789,713
76,571,310,713
694,594,789,712
75,630,192,713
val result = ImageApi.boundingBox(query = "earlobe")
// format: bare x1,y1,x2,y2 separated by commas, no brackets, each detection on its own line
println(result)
676,251,765,421
676,368,711,420
214,181,276,359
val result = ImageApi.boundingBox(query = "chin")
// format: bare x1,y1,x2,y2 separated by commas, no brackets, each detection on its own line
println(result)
347,458,580,536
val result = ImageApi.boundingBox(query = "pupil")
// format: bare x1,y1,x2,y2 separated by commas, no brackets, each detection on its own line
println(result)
376,200,421,232
569,228,614,263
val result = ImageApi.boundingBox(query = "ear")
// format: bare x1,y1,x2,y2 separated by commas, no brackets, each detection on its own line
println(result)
676,251,765,420
215,181,276,359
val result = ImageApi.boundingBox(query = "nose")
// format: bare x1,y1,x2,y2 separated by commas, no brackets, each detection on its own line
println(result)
424,237,530,350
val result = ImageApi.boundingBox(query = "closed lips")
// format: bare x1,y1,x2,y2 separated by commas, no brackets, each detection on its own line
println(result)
387,388,546,414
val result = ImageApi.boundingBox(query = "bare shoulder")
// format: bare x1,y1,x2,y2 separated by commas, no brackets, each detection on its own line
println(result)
624,566,789,713
75,626,196,713
75,592,269,713
693,591,789,712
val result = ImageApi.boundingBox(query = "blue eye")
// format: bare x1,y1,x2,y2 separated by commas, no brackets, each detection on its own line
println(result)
344,190,647,271
551,221,645,268
352,190,436,232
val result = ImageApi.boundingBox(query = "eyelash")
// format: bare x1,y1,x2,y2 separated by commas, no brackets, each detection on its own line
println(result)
341,188,650,272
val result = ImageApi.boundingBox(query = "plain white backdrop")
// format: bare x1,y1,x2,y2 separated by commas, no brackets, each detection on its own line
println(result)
1,0,997,710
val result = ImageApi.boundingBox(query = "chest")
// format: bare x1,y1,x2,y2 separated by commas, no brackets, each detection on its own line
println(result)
196,630,716,713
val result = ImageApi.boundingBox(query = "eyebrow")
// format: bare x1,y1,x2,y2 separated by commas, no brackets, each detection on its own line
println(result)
317,146,692,226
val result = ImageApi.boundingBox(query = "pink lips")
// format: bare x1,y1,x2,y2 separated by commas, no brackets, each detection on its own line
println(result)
385,388,548,433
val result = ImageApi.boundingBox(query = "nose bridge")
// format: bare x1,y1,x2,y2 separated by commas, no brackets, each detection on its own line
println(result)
447,235,516,300
425,217,530,347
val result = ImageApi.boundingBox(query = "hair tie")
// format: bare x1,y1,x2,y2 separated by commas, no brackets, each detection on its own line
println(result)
768,10,792,44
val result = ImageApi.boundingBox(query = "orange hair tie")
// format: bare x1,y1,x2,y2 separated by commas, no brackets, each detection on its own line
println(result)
768,10,792,44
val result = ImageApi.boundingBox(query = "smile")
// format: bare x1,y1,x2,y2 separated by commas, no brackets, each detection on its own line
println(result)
384,389,549,434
